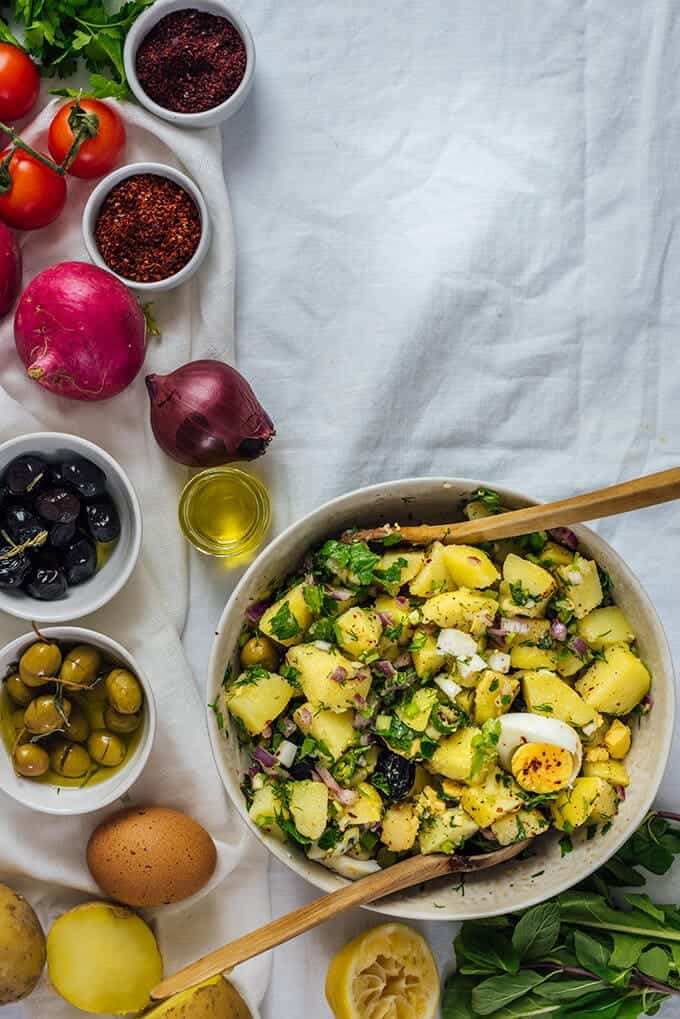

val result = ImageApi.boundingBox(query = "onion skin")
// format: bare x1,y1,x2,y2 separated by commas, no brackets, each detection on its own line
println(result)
14,261,146,401
145,359,275,467
0,223,21,317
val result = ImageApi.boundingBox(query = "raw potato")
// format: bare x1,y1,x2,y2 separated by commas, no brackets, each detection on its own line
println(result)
0,883,45,1004
143,976,253,1019
47,902,162,1014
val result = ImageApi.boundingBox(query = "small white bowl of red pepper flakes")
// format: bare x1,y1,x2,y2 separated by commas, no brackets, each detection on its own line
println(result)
82,162,211,293
123,0,255,129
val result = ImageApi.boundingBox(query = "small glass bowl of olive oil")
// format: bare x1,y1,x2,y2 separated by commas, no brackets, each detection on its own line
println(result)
178,467,271,560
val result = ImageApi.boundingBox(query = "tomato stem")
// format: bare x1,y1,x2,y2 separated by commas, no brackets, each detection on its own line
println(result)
0,97,100,178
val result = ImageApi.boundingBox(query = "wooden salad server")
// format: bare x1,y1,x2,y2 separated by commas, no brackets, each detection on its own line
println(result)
352,466,680,546
150,839,530,1001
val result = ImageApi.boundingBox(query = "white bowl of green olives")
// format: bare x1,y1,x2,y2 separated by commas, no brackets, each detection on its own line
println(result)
0,627,156,815
0,432,142,623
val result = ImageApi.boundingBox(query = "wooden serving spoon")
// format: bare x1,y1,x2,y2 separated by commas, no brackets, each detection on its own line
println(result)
351,466,680,546
150,839,531,1001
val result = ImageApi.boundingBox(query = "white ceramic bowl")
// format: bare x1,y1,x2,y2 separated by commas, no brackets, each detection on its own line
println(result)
123,0,255,129
208,478,675,921
0,432,142,624
82,162,211,294
0,627,156,815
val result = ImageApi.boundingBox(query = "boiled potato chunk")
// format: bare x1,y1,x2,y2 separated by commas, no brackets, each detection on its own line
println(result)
511,742,574,794
499,581,550,620
259,582,313,646
294,703,357,759
335,606,383,658
556,647,589,678
411,630,446,679
522,670,598,727
510,642,559,671
551,777,604,832
409,541,455,597
583,759,630,787
289,781,329,840
491,809,550,846
286,644,371,712
537,541,575,568
249,784,287,842
503,554,556,602
418,807,478,854
578,607,634,649
47,902,162,1014
142,977,252,1019
396,687,438,732
474,671,519,724
460,769,523,827
442,545,500,589
378,550,424,585
0,883,45,1004
374,594,412,640
338,783,383,830
556,555,603,619
381,803,419,851
587,779,620,825
575,644,651,716
421,588,496,635
430,727,485,782
225,670,296,735
604,719,632,760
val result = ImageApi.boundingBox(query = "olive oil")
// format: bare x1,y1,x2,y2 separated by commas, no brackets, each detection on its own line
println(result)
179,467,271,559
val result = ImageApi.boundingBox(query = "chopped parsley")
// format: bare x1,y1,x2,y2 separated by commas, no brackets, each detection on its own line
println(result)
318,825,342,851
317,539,380,586
509,580,532,606
208,696,224,731
307,618,337,644
598,565,614,599
382,532,403,547
489,678,500,692
384,621,404,642
222,663,233,687
373,557,408,594
280,664,301,687
236,666,270,686
532,703,554,714
467,487,502,512
268,602,301,641
371,772,391,796
303,584,324,616
408,632,428,652
559,834,573,857
375,715,417,754
470,719,501,777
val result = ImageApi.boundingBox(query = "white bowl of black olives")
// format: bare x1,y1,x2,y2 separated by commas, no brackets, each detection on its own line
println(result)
0,432,142,623
0,627,156,815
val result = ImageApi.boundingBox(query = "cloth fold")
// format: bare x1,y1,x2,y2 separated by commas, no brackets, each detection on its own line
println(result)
0,97,269,1019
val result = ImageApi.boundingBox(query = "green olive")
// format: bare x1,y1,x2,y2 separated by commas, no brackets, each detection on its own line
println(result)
85,679,109,703
105,669,143,715
240,636,280,671
13,743,49,778
60,645,102,688
49,740,91,779
87,730,126,767
10,708,26,734
19,641,62,687
103,706,141,734
63,704,90,743
24,695,71,735
5,673,34,707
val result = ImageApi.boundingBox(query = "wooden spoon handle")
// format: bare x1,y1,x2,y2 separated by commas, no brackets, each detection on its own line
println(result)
354,467,680,546
150,842,528,1001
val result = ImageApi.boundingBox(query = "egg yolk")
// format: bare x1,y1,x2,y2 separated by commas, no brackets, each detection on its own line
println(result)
511,741,574,794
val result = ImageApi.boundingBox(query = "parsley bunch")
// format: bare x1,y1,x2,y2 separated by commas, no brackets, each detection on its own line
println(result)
0,0,156,99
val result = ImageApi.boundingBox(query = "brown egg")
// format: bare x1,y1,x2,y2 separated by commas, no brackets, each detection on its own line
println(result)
86,806,217,907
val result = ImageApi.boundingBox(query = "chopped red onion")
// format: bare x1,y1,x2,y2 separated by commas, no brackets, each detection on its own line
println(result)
487,628,507,646
247,762,262,779
479,827,495,841
325,586,353,602
261,724,272,740
280,716,297,738
642,693,654,711
393,652,412,669
245,600,270,624
314,765,358,805
330,666,348,682
569,636,588,658
359,732,372,746
500,617,531,635
395,595,409,608
551,619,568,641
467,555,481,565
354,694,367,708
253,746,277,769
615,785,626,801
549,527,579,551
377,611,394,627
353,667,371,683
298,706,313,727
374,659,396,679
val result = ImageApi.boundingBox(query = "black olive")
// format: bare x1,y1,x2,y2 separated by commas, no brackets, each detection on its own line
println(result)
24,553,67,601
289,756,316,780
61,457,107,499
0,486,9,510
35,488,81,525
85,498,121,543
48,521,77,549
3,505,44,544
61,537,97,586
0,547,32,588
374,748,415,801
4,455,47,495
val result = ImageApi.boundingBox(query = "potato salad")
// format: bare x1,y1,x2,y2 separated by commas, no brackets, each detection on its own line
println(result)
220,489,652,879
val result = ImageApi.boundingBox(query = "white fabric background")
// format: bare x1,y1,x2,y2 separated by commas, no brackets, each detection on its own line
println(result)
201,0,680,1015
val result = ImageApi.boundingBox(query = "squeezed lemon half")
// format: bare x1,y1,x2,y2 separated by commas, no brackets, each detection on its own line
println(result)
325,923,439,1019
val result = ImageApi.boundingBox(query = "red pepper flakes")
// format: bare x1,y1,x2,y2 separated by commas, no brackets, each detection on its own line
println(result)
135,9,247,115
95,174,202,284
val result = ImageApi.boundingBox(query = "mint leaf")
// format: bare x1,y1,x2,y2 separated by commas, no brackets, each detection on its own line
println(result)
472,971,549,1015
512,902,560,961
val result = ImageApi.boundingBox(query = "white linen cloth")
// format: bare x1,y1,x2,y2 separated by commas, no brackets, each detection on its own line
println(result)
0,99,268,1018
194,1,680,1016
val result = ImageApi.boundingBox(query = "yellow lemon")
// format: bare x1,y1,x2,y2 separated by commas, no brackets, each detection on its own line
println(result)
325,923,439,1019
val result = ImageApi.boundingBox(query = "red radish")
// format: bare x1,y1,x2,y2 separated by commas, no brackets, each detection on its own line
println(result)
0,221,21,316
14,261,146,401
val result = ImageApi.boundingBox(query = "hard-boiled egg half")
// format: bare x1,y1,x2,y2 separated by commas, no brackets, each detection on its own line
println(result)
496,713,582,794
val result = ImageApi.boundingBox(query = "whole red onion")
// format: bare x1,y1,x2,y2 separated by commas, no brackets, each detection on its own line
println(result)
0,222,21,317
145,359,275,467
